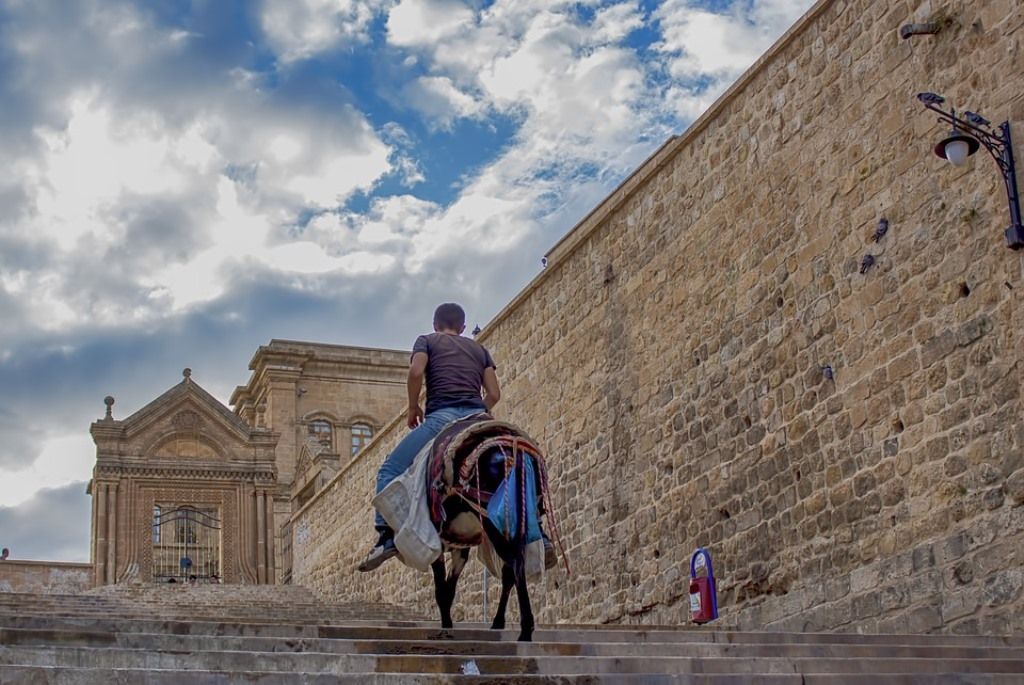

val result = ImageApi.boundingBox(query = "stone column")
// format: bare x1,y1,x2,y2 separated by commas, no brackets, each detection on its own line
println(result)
263,490,275,583
256,489,267,583
94,483,108,586
105,481,118,584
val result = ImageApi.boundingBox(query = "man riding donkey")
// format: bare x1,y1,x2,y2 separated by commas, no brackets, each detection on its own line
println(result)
358,302,556,573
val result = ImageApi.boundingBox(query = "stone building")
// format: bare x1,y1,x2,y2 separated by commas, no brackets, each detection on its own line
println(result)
88,340,407,586
291,0,1024,636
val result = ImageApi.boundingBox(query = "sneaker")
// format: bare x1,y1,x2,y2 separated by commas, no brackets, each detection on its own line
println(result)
542,534,557,570
358,538,398,572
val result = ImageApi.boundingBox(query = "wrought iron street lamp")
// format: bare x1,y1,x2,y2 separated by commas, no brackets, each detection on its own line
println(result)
916,92,1024,250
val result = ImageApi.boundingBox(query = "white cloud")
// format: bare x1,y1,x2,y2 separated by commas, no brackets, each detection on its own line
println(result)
378,122,426,186
1,0,817,334
386,0,475,47
144,177,398,311
283,142,391,207
259,0,388,63
656,6,760,79
654,0,811,80
30,95,201,245
347,194,441,245
407,185,526,269
7,69,396,321
402,76,484,128
386,1,652,153
591,3,645,44
0,434,94,508
393,154,426,186
321,0,661,278
205,97,393,210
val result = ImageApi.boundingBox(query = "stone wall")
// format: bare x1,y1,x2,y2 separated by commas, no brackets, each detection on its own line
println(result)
290,411,425,605
293,0,1024,635
0,561,92,594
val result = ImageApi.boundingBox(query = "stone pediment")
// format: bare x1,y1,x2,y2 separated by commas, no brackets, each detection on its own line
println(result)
91,372,277,468
118,375,253,442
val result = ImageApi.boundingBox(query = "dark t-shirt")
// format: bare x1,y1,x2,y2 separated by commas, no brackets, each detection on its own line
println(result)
412,332,496,415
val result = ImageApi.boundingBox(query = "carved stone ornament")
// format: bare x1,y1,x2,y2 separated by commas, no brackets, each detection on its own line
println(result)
171,410,202,430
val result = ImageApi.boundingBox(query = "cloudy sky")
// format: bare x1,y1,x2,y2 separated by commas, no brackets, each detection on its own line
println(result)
0,0,813,562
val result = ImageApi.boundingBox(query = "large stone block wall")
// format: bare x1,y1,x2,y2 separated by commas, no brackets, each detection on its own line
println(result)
0,561,92,594
293,0,1024,634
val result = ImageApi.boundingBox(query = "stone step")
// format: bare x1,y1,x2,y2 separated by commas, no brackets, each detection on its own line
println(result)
3,614,1024,648
313,623,1024,648
3,627,1024,661
6,667,1023,685
0,602,419,618
0,605,425,624
0,608,415,623
2,588,1019,683
0,615,323,638
0,589,427,622
4,644,1024,676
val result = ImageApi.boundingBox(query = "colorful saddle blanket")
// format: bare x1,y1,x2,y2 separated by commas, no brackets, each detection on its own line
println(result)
426,415,547,538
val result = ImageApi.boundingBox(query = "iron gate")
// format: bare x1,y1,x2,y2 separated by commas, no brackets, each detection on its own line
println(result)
152,505,222,581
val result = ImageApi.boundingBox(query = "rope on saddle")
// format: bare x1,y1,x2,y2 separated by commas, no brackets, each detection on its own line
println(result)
457,435,543,483
429,419,535,524
535,450,571,576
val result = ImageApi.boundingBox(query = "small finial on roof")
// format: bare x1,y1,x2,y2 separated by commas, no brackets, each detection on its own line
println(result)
183,368,192,381
103,396,115,420
472,325,481,337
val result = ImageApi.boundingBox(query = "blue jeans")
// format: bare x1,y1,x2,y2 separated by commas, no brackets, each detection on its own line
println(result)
374,404,485,530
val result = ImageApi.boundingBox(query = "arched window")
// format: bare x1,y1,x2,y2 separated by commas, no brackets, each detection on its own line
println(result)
351,423,373,456
309,419,333,448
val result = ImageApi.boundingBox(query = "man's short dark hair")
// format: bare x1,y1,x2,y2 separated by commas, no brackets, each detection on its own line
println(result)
433,303,465,331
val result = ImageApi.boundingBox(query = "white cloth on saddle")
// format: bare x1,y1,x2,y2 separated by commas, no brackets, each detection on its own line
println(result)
372,440,442,572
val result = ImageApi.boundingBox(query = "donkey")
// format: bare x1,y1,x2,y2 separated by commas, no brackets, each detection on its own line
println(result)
421,419,561,643
425,444,536,643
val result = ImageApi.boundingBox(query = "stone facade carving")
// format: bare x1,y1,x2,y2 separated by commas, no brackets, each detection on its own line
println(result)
171,410,202,430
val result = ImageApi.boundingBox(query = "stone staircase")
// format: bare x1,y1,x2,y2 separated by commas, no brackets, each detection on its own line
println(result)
1,585,1023,683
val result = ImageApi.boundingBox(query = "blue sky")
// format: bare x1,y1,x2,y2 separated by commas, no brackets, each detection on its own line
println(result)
0,0,813,561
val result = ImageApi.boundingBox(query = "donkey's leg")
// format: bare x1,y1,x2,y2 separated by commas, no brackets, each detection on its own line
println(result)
481,518,522,634
512,555,535,642
445,547,471,624
490,563,515,630
433,549,471,633
430,556,453,631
